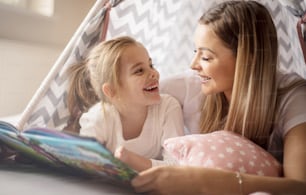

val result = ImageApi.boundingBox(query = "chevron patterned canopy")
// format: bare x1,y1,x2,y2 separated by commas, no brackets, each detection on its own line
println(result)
17,0,306,131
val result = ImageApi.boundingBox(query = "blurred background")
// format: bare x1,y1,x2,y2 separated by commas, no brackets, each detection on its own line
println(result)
1,0,304,123
0,0,95,117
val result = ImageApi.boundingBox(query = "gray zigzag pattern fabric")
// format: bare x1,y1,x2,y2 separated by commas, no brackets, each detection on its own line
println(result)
265,0,306,77
23,1,116,130
107,0,306,78
23,0,306,130
106,0,207,79
280,0,305,17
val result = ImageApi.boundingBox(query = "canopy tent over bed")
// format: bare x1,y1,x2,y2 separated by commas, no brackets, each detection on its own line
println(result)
11,0,306,132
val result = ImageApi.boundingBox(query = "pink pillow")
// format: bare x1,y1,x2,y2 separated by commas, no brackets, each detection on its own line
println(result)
164,130,282,177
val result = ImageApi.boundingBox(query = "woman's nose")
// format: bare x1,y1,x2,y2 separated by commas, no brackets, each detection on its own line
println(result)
190,54,201,71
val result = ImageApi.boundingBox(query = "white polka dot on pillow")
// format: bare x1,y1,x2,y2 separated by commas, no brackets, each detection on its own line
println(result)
163,130,282,177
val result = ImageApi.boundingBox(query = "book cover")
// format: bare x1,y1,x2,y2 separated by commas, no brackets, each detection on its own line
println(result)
0,120,137,187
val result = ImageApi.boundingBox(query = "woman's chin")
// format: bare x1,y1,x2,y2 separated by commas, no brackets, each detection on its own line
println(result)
201,86,212,95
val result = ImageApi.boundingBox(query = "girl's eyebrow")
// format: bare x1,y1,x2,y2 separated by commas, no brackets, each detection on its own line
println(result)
130,58,152,69
130,58,152,70
130,63,142,73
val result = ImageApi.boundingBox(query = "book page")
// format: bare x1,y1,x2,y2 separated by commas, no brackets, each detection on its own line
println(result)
0,122,57,166
25,131,137,179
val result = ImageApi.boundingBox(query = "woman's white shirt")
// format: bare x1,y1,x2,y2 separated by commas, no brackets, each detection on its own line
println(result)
160,70,306,162
269,72,306,162
160,70,204,135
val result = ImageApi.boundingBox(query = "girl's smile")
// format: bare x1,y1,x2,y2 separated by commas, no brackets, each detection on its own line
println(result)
115,44,161,107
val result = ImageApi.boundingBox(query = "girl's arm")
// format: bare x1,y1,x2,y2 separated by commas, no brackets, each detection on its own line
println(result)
131,123,306,195
115,146,152,172
115,147,178,172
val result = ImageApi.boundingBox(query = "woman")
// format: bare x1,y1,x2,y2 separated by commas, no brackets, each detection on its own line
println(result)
131,1,306,194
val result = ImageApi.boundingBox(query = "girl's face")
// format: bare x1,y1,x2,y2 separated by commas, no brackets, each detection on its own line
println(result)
191,24,236,101
116,44,161,107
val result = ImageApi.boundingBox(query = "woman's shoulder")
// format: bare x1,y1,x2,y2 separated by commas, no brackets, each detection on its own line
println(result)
277,71,306,102
277,72,306,100
276,71,306,135
277,71,306,88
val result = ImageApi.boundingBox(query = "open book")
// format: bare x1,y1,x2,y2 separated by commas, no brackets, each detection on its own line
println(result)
0,120,137,187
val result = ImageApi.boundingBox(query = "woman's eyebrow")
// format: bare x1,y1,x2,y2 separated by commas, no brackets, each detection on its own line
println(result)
198,47,215,54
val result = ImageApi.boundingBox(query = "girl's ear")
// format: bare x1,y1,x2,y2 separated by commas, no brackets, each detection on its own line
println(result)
102,83,115,99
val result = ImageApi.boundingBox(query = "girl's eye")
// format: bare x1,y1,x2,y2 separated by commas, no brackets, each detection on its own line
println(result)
134,68,143,74
150,63,154,69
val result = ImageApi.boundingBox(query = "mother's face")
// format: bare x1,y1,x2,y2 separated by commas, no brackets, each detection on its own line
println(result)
190,24,236,101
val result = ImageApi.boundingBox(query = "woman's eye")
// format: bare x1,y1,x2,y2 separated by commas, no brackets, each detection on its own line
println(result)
150,63,155,69
201,57,210,61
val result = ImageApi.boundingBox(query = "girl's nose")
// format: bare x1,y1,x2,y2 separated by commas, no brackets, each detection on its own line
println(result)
150,69,159,79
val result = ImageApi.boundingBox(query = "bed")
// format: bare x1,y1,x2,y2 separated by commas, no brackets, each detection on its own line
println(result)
0,163,137,195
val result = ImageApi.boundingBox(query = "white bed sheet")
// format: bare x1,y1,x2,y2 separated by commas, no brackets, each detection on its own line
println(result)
0,164,138,195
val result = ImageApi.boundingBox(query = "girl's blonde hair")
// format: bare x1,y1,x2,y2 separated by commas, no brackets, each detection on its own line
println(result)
65,36,139,132
198,1,304,148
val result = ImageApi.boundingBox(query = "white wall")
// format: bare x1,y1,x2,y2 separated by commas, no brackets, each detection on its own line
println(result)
0,0,95,117
0,39,60,117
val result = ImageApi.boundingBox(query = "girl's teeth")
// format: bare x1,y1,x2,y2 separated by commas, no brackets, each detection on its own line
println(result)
145,85,157,90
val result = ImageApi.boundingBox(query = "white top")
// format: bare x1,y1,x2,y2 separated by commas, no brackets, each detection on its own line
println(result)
160,70,203,134
160,70,306,163
79,94,184,166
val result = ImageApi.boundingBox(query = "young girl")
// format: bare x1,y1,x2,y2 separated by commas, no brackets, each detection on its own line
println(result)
66,36,184,172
